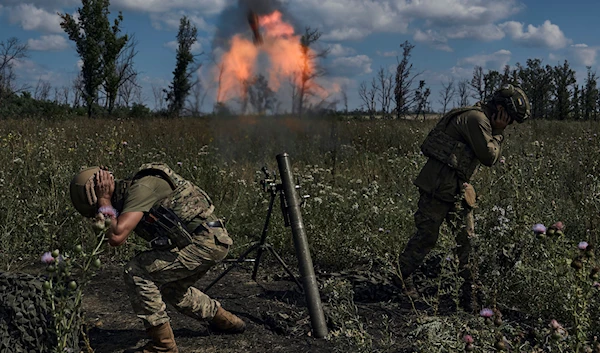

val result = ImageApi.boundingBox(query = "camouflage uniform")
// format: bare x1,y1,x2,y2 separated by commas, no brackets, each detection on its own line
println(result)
398,102,506,304
115,165,234,329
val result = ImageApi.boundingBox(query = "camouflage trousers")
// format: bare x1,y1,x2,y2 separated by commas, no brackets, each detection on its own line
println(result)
123,225,232,329
398,188,476,286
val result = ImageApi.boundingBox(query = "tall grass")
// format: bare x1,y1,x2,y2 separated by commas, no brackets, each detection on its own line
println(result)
1,116,599,350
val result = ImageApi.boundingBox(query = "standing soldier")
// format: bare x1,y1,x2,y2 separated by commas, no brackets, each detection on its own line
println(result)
69,163,246,353
396,84,530,312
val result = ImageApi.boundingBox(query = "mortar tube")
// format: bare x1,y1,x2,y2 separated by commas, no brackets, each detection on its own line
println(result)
276,153,329,339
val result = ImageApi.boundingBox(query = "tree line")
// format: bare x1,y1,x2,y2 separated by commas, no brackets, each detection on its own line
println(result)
0,0,598,120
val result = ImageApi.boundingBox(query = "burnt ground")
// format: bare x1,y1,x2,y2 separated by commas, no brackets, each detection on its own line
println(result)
80,260,428,353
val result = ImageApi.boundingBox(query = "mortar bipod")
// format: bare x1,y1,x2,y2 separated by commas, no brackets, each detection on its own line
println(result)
203,167,302,293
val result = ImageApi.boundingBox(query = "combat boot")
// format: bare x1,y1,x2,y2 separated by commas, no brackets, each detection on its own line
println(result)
132,322,178,353
209,305,246,334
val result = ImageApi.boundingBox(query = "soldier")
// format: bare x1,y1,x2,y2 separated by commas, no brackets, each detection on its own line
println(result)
69,163,246,353
396,84,530,312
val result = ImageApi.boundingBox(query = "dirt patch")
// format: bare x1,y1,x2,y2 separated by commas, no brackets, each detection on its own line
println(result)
81,262,419,353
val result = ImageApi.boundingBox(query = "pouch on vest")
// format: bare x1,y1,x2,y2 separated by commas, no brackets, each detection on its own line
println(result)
420,107,482,181
196,222,233,247
462,183,477,208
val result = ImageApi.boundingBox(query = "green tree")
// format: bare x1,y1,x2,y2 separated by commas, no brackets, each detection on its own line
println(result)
165,16,199,118
483,69,502,101
551,60,576,120
572,84,581,119
248,74,276,115
393,40,422,119
60,0,107,118
60,0,131,118
582,66,598,120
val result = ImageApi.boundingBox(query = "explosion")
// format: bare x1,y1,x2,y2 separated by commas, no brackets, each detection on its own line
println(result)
214,10,318,104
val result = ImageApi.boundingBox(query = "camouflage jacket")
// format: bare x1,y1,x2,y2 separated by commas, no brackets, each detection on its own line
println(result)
414,103,505,202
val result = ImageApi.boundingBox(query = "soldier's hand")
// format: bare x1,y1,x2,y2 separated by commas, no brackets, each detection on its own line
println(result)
491,107,511,130
94,169,115,201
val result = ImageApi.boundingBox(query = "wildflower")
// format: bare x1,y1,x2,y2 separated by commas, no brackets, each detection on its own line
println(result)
579,241,589,250
378,227,384,232
532,223,546,235
552,221,564,231
550,319,561,330
41,252,54,264
463,335,474,344
480,308,494,318
177,161,183,166
499,156,506,164
592,282,600,288
121,141,128,146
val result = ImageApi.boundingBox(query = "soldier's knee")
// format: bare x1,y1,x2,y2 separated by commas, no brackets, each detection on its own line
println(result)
123,260,144,284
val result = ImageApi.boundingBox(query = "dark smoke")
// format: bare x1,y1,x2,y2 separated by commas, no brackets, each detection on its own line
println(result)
211,0,302,51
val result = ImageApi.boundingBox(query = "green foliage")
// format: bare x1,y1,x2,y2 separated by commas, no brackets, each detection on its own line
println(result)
41,231,104,353
59,0,130,118
165,16,198,117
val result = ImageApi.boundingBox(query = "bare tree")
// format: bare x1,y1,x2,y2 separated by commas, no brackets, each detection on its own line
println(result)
377,66,393,118
109,36,139,109
296,27,330,118
0,37,29,100
394,40,422,119
61,86,70,105
470,66,485,101
414,80,431,120
34,78,52,101
152,83,166,111
53,86,61,103
248,74,276,115
72,74,84,107
214,60,225,105
358,81,370,117
339,83,348,114
358,79,377,118
289,74,298,114
186,76,208,116
456,79,470,107
438,77,455,114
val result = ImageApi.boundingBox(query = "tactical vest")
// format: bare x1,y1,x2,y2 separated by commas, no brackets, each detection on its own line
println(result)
129,163,215,242
420,106,483,181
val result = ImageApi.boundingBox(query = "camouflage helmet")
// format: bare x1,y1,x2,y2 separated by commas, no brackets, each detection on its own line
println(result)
69,166,101,218
490,83,531,123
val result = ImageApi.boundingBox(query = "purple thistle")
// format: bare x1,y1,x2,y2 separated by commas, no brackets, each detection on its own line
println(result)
480,308,494,318
532,223,546,234
578,241,589,250
41,252,54,264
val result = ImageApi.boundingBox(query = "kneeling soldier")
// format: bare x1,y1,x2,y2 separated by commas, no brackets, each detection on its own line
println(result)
70,163,246,353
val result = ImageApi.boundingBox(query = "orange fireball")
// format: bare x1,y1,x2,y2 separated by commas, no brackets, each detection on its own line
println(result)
214,10,320,103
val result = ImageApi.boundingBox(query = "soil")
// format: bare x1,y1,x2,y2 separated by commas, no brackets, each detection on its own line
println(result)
81,261,422,353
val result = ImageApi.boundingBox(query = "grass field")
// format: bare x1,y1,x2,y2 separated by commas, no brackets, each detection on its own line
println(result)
1,115,599,351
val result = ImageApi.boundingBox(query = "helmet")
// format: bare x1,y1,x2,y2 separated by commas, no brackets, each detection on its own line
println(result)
69,166,101,217
491,84,531,123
